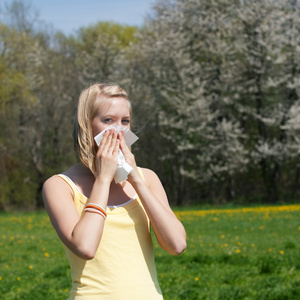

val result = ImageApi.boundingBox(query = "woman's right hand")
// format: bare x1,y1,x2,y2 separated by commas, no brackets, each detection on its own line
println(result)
43,130,119,260
95,130,119,182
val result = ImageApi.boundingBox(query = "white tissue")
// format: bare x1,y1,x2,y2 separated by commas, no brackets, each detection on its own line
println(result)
94,125,139,183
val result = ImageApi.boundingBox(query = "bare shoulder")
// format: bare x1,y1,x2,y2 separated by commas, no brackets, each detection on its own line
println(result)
140,167,157,177
42,164,83,201
43,163,85,196
140,167,161,185
42,174,73,204
140,167,169,200
42,169,83,250
43,174,69,190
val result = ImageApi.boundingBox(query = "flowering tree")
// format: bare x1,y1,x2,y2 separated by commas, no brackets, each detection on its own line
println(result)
2,0,300,208
121,0,249,203
227,0,300,201
121,0,300,203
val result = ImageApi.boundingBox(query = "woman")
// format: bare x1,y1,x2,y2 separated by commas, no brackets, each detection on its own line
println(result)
43,82,186,299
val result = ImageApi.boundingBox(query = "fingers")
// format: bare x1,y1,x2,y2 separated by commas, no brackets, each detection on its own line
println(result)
113,136,120,155
95,130,119,181
118,130,128,152
98,130,118,155
97,131,109,153
118,130,140,184
119,130,134,162
107,130,118,155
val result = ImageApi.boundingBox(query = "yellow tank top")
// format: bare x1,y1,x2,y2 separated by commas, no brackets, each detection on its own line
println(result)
56,171,163,300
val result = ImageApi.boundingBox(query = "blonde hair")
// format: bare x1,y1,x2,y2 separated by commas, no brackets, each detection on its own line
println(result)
73,82,131,175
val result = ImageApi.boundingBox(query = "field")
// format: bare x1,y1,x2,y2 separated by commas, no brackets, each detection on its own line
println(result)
0,204,300,300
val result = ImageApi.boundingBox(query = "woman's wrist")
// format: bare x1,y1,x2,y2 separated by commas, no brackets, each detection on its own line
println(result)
128,171,144,187
94,175,112,186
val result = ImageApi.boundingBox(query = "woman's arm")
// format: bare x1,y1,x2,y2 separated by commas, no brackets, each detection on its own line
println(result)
43,130,119,260
119,133,186,255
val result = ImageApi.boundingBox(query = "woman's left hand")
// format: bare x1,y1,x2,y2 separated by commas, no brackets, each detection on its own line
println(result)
119,130,186,255
118,130,141,184
119,131,186,255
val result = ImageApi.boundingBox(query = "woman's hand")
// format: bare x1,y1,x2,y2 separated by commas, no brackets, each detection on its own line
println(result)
43,131,118,260
119,130,186,255
95,130,119,182
119,130,141,184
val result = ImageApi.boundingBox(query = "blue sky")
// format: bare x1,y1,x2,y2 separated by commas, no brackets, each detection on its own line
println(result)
5,0,155,35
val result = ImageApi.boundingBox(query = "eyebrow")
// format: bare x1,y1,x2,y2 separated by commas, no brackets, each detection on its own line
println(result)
101,114,131,118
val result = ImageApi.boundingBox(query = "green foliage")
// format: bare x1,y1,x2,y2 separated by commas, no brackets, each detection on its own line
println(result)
77,21,138,50
0,58,32,109
1,205,300,299
2,0,300,208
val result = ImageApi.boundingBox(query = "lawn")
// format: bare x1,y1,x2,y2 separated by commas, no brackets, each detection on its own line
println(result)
0,204,300,299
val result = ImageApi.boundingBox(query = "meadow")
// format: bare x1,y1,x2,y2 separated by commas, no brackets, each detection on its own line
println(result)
0,204,300,300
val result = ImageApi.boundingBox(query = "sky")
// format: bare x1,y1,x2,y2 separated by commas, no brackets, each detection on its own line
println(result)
5,0,155,35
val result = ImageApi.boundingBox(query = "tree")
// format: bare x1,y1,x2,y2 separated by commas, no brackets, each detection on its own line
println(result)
0,1,81,208
227,0,300,202
0,23,38,209
75,22,138,85
120,0,248,204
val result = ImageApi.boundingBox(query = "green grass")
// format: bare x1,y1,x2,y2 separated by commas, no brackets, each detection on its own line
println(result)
1,205,300,299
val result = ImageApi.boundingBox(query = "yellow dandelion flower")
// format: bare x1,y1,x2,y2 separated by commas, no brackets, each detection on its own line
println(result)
221,234,225,239
44,252,50,257
28,265,33,270
280,251,284,255
17,277,20,281
195,277,199,281
251,243,255,247
268,248,272,252
234,249,241,254
0,276,2,280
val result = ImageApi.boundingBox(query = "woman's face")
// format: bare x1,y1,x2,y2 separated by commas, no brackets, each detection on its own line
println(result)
91,97,131,137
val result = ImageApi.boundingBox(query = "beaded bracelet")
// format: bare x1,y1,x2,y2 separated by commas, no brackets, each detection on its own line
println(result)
84,203,107,219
